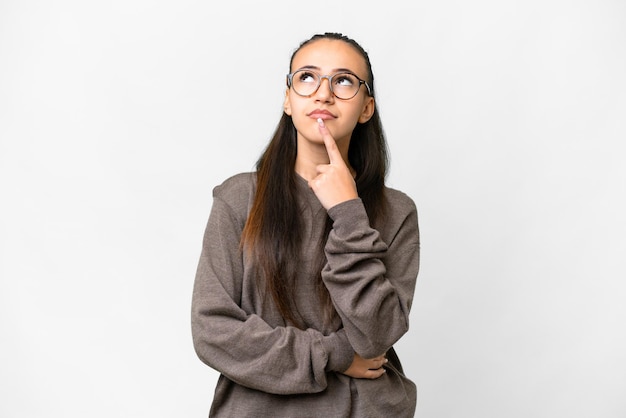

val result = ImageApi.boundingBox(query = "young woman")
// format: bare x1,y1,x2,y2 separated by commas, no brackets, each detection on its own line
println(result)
192,32,420,417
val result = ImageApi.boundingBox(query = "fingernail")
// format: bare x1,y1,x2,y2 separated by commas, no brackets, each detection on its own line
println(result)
317,117,324,127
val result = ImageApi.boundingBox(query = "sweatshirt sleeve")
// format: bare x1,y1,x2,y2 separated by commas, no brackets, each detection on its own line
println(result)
191,189,354,395
323,196,420,359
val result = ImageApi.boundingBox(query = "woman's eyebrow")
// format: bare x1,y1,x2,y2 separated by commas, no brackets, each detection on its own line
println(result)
296,65,357,74
332,67,356,74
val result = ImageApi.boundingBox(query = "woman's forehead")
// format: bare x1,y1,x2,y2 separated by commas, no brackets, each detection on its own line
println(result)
291,39,367,76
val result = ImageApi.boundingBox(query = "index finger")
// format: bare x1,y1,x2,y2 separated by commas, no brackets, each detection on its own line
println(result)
317,118,342,165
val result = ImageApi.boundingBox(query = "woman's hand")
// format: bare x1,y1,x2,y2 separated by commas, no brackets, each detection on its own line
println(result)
308,118,358,210
341,353,388,379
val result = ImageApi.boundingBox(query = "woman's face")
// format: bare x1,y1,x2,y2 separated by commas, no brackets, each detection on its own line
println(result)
283,39,375,147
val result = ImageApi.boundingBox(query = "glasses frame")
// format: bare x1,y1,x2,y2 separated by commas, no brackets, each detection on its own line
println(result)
286,69,372,100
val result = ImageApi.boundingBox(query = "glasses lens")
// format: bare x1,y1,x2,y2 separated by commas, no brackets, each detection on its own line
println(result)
292,70,320,96
331,73,360,99
290,70,363,99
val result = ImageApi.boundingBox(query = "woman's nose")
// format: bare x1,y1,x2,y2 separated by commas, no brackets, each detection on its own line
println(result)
314,77,334,102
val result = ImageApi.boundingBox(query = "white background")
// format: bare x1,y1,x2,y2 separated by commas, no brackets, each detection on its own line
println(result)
1,1,625,417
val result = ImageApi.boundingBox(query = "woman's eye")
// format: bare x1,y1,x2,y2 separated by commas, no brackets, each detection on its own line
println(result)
298,72,317,83
335,75,355,86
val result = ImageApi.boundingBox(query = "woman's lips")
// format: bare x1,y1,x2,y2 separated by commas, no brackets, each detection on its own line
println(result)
307,110,336,120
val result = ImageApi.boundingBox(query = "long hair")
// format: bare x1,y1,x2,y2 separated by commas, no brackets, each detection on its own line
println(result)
241,33,389,328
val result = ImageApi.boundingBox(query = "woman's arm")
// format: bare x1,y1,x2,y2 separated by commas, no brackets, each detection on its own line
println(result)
322,196,420,359
307,119,420,358
191,192,355,395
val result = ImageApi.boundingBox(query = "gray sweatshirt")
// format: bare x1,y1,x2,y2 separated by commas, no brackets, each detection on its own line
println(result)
191,172,420,417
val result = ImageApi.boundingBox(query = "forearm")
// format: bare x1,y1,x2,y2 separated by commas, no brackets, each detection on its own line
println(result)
322,198,420,358
192,297,353,394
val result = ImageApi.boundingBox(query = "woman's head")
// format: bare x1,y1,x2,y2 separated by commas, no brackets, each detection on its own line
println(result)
284,33,377,147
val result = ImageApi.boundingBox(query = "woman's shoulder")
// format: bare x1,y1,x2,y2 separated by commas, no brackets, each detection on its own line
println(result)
380,186,419,242
212,172,257,212
213,172,256,194
384,186,417,215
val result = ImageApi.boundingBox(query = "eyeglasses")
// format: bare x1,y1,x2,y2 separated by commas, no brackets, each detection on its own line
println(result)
286,69,372,100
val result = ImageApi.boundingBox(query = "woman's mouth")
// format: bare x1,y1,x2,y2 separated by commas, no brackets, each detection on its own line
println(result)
307,109,336,120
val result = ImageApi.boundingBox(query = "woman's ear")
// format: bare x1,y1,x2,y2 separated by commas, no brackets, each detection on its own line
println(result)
358,97,375,123
283,90,292,115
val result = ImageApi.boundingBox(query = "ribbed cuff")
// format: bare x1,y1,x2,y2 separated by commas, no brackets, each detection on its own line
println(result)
327,198,369,231
321,329,354,372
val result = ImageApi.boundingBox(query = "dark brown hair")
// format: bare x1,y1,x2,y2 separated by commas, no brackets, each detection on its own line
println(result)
241,33,389,328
